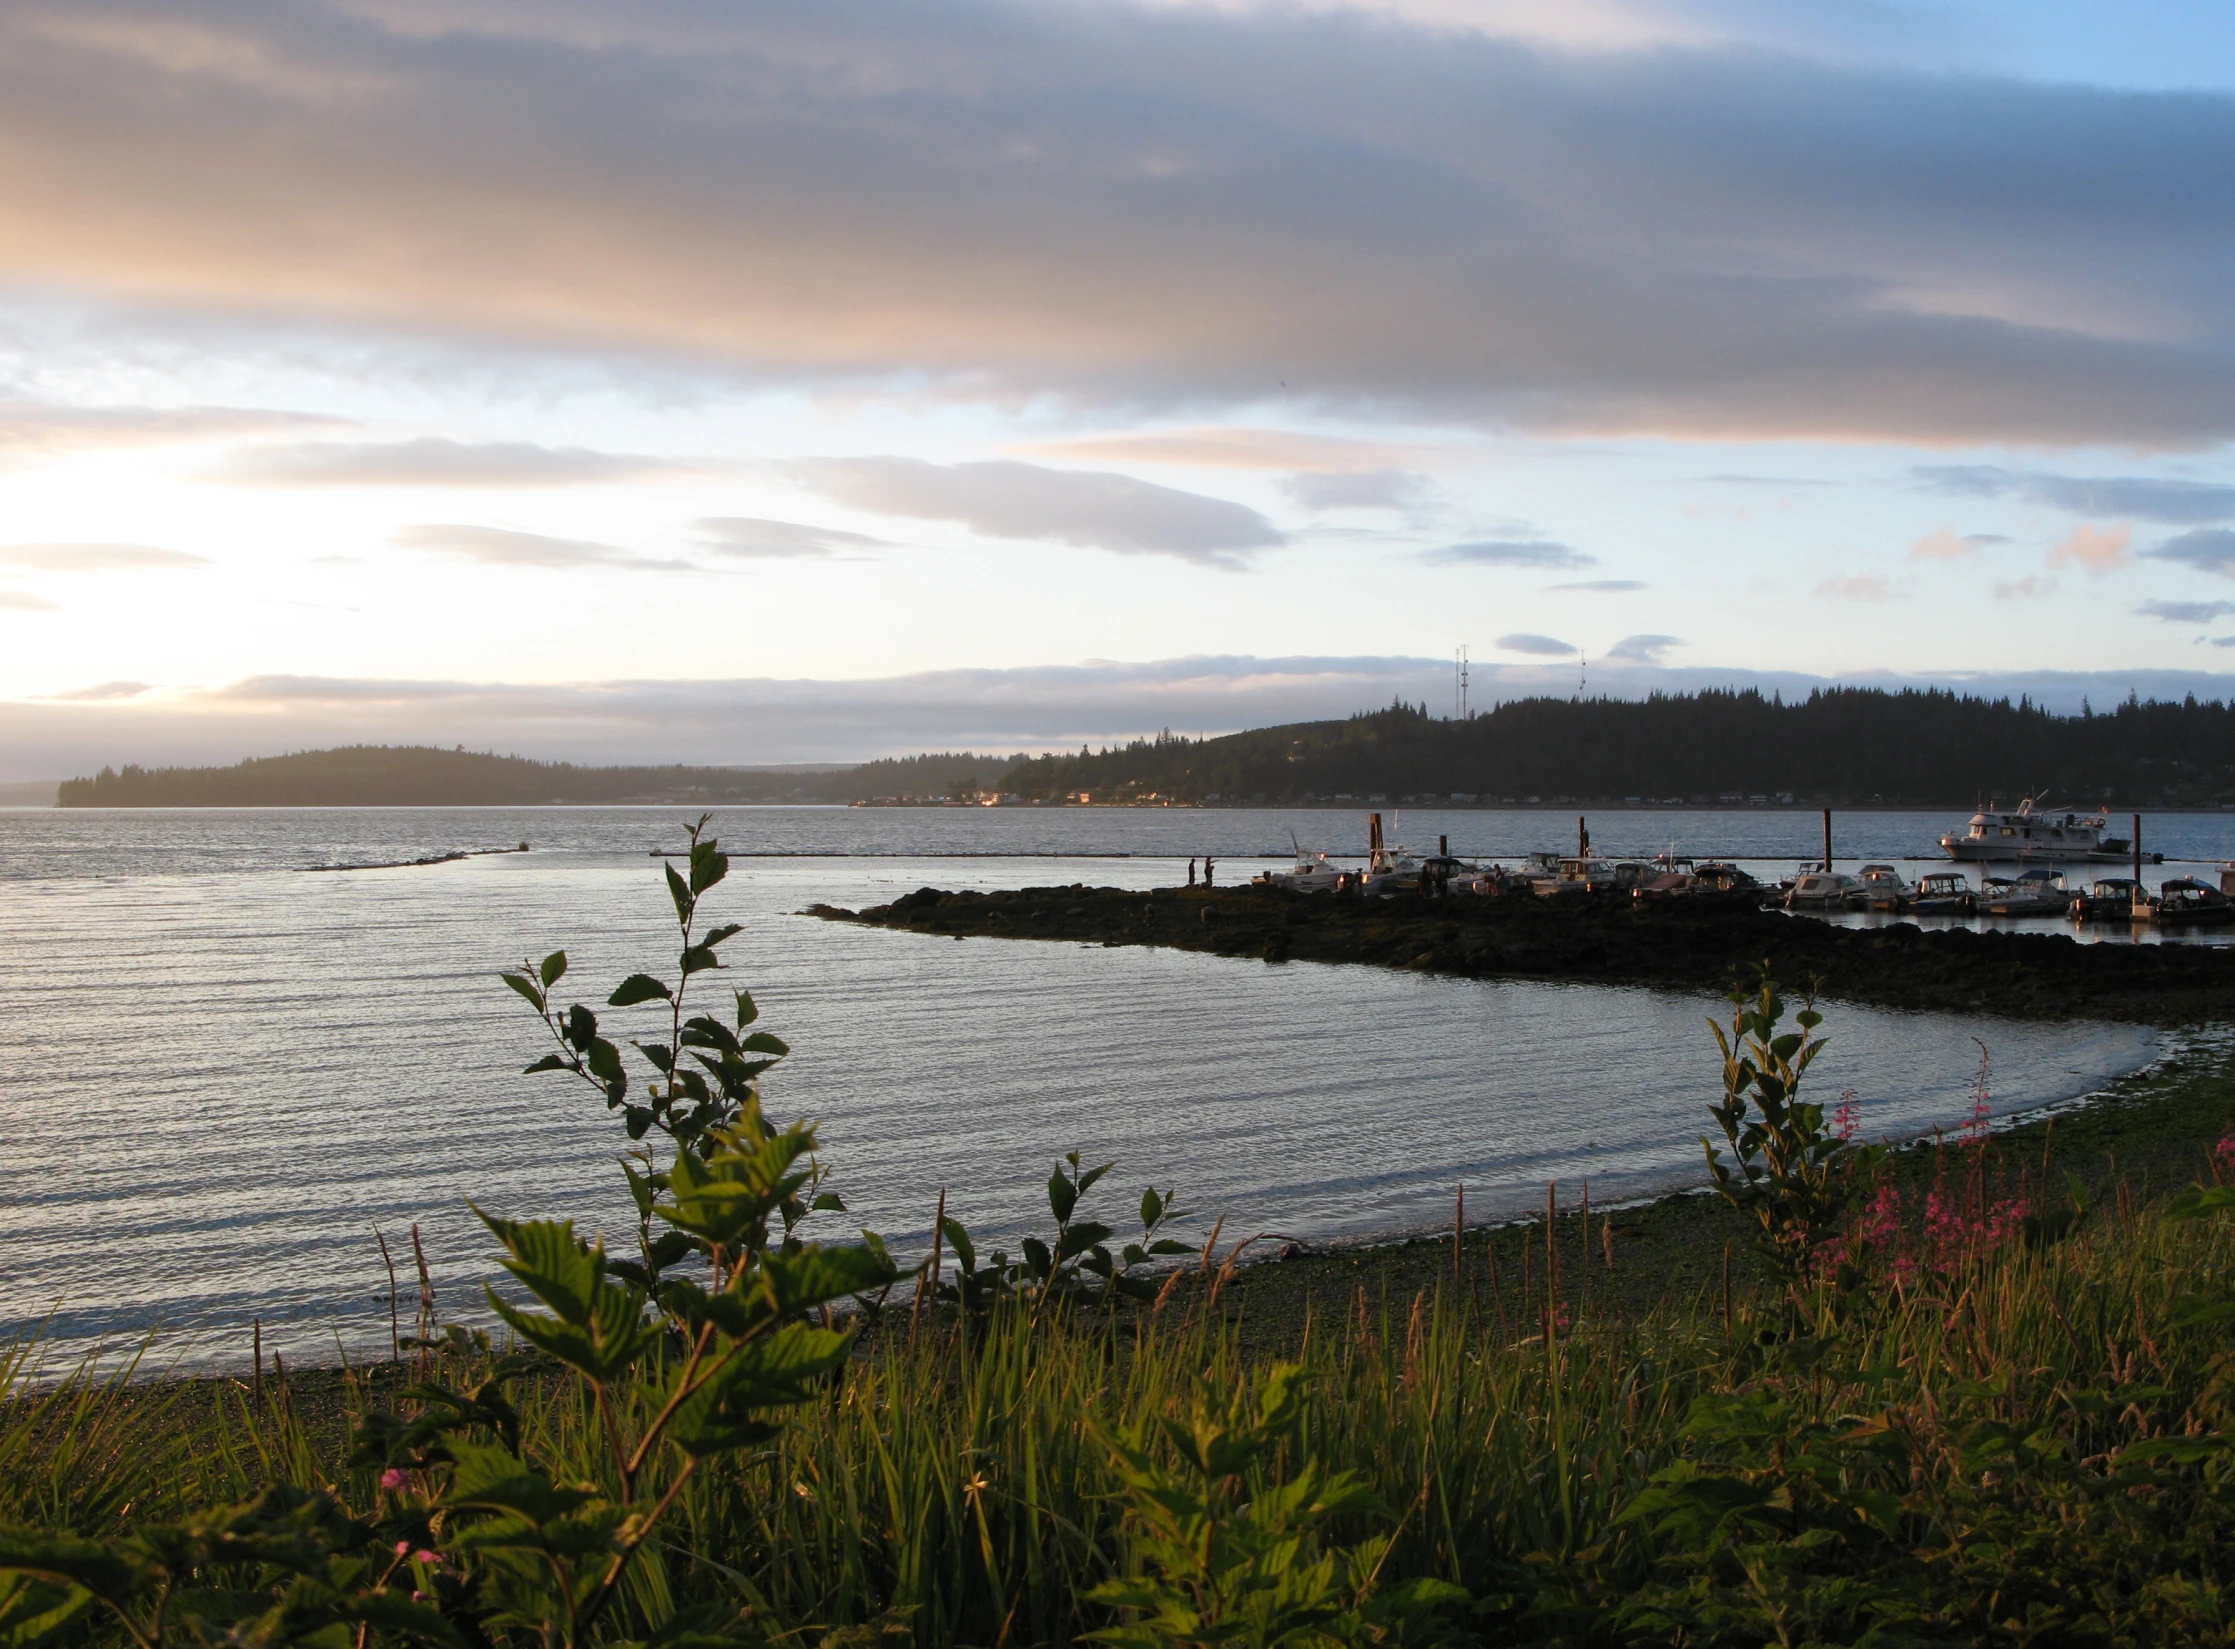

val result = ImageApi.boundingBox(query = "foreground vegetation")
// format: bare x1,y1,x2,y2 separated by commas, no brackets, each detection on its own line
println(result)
11,822,2235,1646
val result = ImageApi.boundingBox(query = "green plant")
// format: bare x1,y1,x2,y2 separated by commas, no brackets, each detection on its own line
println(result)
1702,971,1875,1287
1089,1365,1465,1649
936,1156,1191,1319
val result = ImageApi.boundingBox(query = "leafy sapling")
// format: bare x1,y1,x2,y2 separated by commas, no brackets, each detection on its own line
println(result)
1703,969,1879,1288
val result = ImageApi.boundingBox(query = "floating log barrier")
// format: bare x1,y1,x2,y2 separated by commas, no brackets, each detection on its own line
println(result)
304,843,529,873
814,881,2235,1024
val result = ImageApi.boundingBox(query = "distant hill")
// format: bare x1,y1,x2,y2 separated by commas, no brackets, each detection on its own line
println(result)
991,688,2235,808
56,746,1019,807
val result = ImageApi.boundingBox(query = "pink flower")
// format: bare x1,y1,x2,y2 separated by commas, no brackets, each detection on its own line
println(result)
2216,1135,2235,1163
1833,1092,1861,1143
395,1540,411,1556
413,1549,440,1566
380,1469,407,1491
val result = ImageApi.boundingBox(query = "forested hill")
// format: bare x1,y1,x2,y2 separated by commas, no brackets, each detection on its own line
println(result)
56,746,1016,807
993,689,2235,807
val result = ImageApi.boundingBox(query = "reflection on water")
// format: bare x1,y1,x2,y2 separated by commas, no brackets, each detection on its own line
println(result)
0,808,2176,1367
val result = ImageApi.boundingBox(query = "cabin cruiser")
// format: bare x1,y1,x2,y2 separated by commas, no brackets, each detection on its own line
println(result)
1940,798,2134,863
1978,868,2070,917
1910,871,1975,916
1844,864,1914,912
1537,856,1619,897
1785,871,1861,909
2072,877,2143,922
1691,861,1758,895
2147,877,2235,927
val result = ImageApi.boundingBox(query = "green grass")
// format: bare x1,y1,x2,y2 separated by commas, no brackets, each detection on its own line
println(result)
16,1175,2235,1646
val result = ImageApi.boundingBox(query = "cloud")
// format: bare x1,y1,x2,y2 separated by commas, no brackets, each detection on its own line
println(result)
1494,633,1577,655
1426,539,1593,569
785,458,1283,567
1815,575,1898,600
1022,429,1441,472
1546,579,1646,592
6,5,2235,442
1907,526,2007,561
391,524,697,571
1915,467,2235,523
2147,528,2235,577
0,399,343,459
1606,633,1681,662
2213,636,2235,649
0,542,211,570
211,438,688,488
0,590,57,611
1995,576,2056,600
42,680,155,700
2136,598,2235,624
694,517,896,559
2048,522,2132,572
1280,470,1429,511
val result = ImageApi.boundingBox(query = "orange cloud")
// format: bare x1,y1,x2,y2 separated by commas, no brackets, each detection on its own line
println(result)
2047,522,2132,572
1909,525,1974,561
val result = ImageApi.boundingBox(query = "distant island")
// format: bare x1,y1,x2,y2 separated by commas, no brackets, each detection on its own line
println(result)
56,746,1013,808
53,687,2235,808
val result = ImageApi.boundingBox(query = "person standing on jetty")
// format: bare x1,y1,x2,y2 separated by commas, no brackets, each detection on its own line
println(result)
1205,856,1216,887
1187,857,1197,887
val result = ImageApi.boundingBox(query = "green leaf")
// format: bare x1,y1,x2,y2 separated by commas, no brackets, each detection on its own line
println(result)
668,1324,850,1456
522,1053,567,1074
689,839,730,895
681,945,721,976
740,1032,789,1057
1048,1170,1078,1224
701,923,744,949
539,950,568,988
667,862,694,925
499,971,546,1013
565,1003,599,1050
608,973,673,1007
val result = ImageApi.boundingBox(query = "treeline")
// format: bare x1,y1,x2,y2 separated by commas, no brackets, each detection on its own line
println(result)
57,746,1017,807
994,688,2235,806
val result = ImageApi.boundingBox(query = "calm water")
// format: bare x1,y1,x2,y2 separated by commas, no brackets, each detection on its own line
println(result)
0,806,2203,1368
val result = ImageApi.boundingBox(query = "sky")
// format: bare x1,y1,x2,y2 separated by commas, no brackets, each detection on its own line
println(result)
7,1,2235,778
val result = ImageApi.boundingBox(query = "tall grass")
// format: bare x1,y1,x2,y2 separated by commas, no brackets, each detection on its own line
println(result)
15,1191,2235,1645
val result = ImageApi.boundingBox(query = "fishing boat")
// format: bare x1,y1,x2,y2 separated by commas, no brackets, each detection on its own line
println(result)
2072,877,2143,922
1978,868,2070,917
1784,871,1860,909
1940,798,2134,863
1255,831,1344,893
1538,856,1619,897
1844,863,1914,911
2146,877,2235,927
1910,871,1975,916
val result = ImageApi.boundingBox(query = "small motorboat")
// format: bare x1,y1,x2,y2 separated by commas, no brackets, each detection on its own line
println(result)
1691,861,1758,895
1844,863,1914,912
1257,851,1343,894
1978,867,2070,917
1910,871,1975,916
2072,877,2143,922
1537,856,1619,897
2147,877,2235,927
1785,871,1861,909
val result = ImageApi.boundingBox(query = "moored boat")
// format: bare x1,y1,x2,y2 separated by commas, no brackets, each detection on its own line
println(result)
2072,877,2143,922
1978,867,2070,917
1845,863,1914,911
1785,871,1860,909
2146,877,2235,927
1910,871,1975,916
1941,798,2132,863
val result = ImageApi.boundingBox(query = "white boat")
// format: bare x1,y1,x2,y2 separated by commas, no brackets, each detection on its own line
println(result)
1785,871,1860,909
1844,863,1914,911
1941,798,2132,863
1978,867,2070,917
1258,852,1343,894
